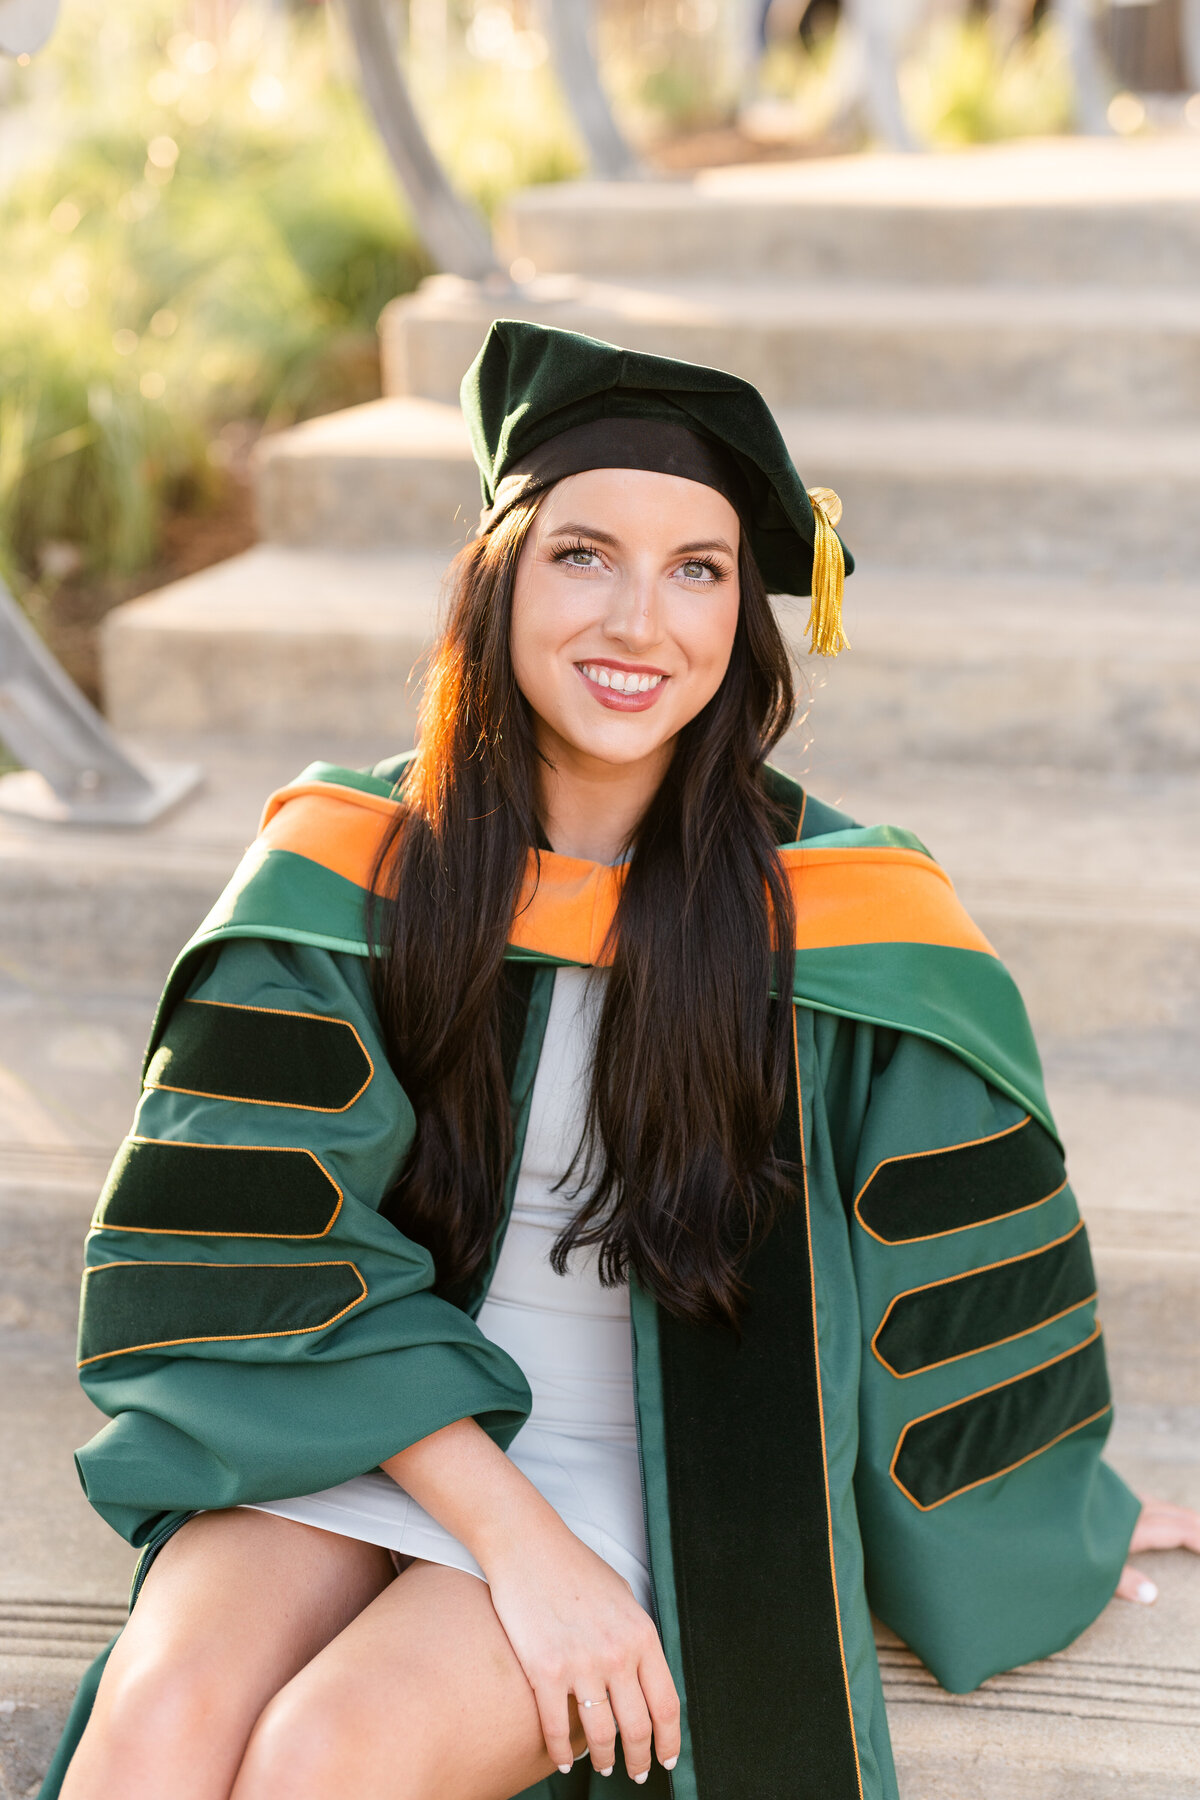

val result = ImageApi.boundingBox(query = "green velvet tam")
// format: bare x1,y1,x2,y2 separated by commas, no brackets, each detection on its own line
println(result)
460,318,854,599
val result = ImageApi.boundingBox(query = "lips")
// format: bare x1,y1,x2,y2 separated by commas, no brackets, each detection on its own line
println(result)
575,661,669,712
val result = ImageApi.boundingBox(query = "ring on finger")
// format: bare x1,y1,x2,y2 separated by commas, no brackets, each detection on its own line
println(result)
578,1696,610,1710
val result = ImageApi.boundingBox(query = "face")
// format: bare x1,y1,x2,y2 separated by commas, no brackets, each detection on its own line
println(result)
509,466,741,781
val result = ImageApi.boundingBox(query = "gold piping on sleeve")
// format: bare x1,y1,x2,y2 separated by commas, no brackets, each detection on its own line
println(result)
871,1220,1094,1379
888,1323,1108,1511
146,1000,375,1113
89,1137,344,1240
793,1012,865,1800
77,1260,368,1367
853,1113,1068,1246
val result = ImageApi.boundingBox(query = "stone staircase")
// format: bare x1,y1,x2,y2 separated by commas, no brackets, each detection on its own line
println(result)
3,134,1199,1796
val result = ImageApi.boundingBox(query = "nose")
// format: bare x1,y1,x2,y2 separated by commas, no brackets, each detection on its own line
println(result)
601,563,662,651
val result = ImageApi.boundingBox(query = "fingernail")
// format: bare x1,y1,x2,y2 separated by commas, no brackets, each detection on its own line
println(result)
600,1767,614,1778
663,1755,678,1770
1137,1579,1158,1605
559,1765,573,1774
634,1774,649,1785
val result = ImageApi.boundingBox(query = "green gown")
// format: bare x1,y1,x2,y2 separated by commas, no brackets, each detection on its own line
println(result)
40,758,1138,1800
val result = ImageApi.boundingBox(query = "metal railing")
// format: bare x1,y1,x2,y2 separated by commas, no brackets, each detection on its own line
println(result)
0,579,200,826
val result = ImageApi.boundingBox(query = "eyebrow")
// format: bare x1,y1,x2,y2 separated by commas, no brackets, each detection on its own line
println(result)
546,522,736,559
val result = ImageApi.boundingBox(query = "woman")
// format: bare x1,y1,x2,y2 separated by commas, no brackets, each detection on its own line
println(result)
45,321,1196,1800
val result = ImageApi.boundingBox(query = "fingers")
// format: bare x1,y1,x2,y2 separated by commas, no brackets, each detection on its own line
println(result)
1116,1562,1158,1605
638,1638,682,1776
1130,1497,1200,1556
606,1675,653,1783
533,1688,577,1778
573,1687,618,1777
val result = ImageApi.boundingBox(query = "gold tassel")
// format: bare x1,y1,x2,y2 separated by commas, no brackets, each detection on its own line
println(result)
804,486,850,657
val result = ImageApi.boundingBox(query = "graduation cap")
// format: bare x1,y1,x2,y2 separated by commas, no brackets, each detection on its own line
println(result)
460,318,852,656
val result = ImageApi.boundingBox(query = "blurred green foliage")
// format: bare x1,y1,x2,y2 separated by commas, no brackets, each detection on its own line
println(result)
0,0,579,592
905,16,1074,146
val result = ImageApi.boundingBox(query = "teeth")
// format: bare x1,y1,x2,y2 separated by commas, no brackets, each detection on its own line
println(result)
580,664,663,692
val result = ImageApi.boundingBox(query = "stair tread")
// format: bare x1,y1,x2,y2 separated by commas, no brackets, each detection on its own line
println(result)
511,138,1200,212
408,269,1200,330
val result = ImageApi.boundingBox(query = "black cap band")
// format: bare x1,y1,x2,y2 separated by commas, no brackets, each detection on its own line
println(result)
479,416,751,533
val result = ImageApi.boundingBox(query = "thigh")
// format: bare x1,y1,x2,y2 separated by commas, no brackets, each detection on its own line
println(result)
233,1557,588,1800
63,1509,395,1800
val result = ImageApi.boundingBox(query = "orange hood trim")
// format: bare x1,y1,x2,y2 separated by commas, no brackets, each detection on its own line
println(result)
256,780,995,963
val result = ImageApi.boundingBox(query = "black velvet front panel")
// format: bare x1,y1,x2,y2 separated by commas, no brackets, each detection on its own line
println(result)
93,1138,343,1239
892,1330,1110,1510
856,1115,1066,1243
78,1258,366,1365
145,999,373,1112
656,1013,862,1799
873,1225,1096,1376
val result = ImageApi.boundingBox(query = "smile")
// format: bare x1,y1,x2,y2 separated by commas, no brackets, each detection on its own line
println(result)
575,662,669,712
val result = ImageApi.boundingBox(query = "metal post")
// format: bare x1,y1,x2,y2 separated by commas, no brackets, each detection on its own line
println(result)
1183,0,1200,86
828,0,922,151
0,0,61,58
339,0,500,280
535,0,639,179
1050,0,1114,133
0,580,200,826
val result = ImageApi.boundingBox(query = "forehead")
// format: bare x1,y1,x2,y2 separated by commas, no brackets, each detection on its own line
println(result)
536,466,740,545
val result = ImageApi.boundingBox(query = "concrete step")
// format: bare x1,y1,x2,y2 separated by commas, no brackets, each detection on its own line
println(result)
879,1547,1200,1800
252,387,1200,582
381,273,1200,425
100,545,441,741
497,138,1200,288
256,396,482,554
797,572,1200,774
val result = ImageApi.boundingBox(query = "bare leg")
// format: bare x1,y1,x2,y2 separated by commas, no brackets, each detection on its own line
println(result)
60,1509,395,1800
233,1557,595,1800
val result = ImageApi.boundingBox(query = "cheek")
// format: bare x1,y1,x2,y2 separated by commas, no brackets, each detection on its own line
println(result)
509,577,574,712
680,588,741,685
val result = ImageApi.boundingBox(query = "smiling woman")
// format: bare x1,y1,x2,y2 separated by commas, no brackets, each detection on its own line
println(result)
43,320,1198,1800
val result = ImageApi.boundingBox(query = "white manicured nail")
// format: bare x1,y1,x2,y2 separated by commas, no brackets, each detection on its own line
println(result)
559,1765,573,1774
663,1755,678,1770
1137,1579,1158,1604
600,1766,613,1777
634,1774,649,1785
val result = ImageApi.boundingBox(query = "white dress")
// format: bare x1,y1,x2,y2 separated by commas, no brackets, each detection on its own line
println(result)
245,967,654,1614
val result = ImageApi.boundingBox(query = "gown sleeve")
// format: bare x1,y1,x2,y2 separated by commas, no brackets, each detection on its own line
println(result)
74,936,533,1548
816,1011,1141,1694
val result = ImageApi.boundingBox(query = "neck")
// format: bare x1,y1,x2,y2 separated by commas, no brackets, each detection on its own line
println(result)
535,734,673,864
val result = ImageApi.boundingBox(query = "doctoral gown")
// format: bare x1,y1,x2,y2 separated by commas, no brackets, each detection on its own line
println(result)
40,758,1139,1800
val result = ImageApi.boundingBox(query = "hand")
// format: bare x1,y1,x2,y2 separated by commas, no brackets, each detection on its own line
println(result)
481,1518,681,1783
1115,1493,1200,1604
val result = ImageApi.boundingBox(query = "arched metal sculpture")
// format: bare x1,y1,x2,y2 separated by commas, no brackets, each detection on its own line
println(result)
0,0,60,58
0,580,200,825
339,0,500,280
1050,0,1116,133
535,0,640,178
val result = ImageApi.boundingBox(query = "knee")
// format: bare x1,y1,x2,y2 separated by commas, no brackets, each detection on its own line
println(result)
69,1649,245,1794
235,1683,432,1800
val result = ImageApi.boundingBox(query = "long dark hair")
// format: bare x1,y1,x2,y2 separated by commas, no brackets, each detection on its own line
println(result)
369,493,798,1331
